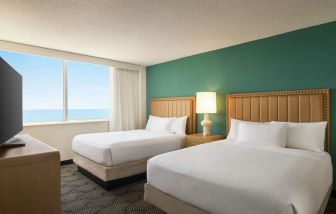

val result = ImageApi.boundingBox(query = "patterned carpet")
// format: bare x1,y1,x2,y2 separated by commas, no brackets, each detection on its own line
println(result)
61,164,163,214
61,164,336,214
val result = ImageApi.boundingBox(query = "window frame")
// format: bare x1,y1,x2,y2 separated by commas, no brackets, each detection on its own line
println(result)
63,60,69,121
0,42,144,126
0,50,110,125
22,58,110,125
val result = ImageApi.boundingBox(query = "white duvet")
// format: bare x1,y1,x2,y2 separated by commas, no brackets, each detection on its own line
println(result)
72,130,185,166
147,140,332,214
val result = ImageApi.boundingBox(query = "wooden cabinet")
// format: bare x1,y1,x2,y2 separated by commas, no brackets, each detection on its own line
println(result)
185,133,224,147
0,134,60,214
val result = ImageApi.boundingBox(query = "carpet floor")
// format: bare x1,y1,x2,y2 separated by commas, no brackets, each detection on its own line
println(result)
61,164,336,214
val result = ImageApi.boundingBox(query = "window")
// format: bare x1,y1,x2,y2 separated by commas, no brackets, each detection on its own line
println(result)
0,50,63,122
0,49,110,123
67,61,110,120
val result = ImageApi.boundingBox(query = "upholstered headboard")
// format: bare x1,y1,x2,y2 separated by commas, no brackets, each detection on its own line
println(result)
151,96,196,134
226,89,330,152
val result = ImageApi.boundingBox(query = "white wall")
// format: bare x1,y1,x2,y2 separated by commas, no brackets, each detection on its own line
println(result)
23,121,109,161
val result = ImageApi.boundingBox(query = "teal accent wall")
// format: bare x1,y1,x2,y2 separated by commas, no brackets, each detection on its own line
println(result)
147,21,336,187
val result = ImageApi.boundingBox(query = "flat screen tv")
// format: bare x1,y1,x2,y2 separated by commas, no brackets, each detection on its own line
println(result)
0,57,23,144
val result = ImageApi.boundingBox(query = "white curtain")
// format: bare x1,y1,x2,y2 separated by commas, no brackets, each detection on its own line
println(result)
109,67,146,131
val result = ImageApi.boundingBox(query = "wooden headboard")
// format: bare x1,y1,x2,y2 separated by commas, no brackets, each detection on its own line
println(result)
151,96,196,134
226,89,330,152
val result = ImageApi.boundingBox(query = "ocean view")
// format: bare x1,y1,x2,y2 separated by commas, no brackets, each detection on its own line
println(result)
23,109,109,122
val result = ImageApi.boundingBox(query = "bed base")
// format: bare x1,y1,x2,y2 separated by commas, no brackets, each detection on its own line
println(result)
78,166,146,190
144,183,207,214
73,153,148,190
144,183,332,214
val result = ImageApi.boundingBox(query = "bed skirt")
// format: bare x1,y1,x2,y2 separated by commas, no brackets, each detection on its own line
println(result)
73,153,148,189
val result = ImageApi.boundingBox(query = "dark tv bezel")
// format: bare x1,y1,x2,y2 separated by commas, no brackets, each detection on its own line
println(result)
0,57,23,144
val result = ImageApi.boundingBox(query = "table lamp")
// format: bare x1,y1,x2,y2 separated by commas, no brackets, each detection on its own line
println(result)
196,92,217,136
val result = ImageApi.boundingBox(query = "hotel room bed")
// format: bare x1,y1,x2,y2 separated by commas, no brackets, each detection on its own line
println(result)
72,96,196,189
146,140,332,214
145,89,331,214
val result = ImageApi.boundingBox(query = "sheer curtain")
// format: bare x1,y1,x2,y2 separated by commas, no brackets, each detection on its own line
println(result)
109,67,146,131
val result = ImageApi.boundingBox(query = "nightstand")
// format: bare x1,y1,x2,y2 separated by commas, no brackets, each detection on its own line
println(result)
185,133,224,147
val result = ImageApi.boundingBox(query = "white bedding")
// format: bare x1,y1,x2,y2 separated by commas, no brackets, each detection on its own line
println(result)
147,140,332,214
72,130,185,166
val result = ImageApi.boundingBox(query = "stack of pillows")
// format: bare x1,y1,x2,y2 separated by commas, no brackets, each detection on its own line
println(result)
146,115,188,135
227,119,327,152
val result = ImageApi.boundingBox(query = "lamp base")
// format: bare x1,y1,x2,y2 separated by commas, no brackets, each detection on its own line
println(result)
201,113,212,136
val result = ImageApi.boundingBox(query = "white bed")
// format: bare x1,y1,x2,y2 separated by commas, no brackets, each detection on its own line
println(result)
147,140,332,214
145,89,331,214
72,96,196,189
73,129,185,166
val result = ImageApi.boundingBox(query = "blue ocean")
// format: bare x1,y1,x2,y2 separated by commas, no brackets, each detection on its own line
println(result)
23,109,109,122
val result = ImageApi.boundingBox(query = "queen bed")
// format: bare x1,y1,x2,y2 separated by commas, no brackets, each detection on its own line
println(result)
72,96,196,189
144,89,332,214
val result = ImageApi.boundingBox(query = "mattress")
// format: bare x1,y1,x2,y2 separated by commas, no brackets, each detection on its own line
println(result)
147,140,332,214
72,129,185,166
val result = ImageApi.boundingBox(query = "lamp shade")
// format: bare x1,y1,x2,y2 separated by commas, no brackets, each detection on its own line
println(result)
196,92,217,113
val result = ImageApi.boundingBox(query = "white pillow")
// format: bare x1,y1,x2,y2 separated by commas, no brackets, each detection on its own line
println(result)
236,122,288,147
271,121,327,152
170,116,188,135
145,115,155,130
227,119,266,140
146,115,174,133
226,118,240,140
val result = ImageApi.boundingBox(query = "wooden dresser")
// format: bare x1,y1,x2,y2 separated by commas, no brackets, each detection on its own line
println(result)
0,134,60,214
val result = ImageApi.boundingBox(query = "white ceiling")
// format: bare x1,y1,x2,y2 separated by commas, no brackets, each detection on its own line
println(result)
0,0,336,66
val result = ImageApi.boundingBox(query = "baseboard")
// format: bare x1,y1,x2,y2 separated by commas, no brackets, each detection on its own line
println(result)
61,159,73,165
77,166,146,190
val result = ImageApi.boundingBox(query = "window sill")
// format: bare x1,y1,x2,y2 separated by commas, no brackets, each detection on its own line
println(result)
23,119,109,127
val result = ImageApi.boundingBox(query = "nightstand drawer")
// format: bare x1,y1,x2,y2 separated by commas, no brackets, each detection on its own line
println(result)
185,133,224,147
185,138,211,147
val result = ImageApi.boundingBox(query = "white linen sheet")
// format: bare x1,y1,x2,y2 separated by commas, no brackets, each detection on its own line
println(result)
72,130,185,166
147,140,332,214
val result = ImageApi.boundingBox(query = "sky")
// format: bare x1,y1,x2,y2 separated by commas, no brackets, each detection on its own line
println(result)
0,49,110,110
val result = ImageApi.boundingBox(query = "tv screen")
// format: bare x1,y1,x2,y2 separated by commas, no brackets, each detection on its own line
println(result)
0,57,22,144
